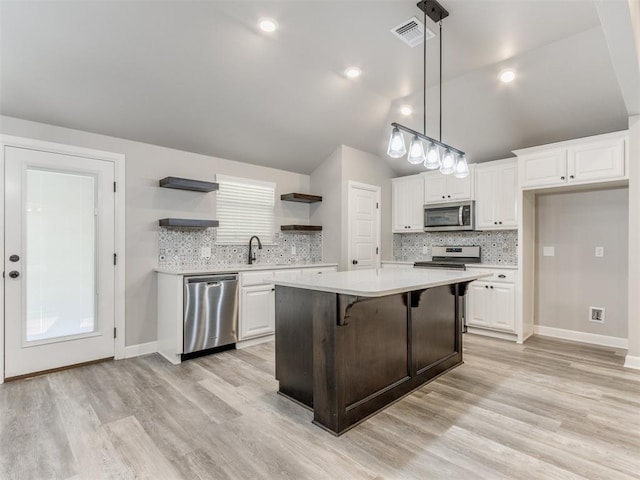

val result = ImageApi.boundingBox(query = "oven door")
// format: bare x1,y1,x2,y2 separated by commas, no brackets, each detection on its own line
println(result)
424,201,475,231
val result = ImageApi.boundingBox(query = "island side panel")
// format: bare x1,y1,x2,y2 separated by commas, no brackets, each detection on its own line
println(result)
412,285,462,378
275,286,315,408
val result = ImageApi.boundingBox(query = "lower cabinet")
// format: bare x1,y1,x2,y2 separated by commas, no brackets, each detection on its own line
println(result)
465,268,516,334
240,284,276,339
239,266,337,341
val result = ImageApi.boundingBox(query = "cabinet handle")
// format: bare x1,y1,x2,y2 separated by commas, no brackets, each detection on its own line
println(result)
499,221,502,224
490,286,494,289
442,195,445,199
494,222,498,225
570,175,574,179
485,285,489,289
448,195,451,198
561,176,565,180
271,288,275,291
498,274,506,279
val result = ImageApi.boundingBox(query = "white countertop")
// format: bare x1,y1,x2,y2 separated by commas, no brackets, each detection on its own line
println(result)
155,262,338,276
271,268,491,297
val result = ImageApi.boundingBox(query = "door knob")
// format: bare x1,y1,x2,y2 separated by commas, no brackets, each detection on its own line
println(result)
9,271,20,278
352,260,358,265
9,255,19,262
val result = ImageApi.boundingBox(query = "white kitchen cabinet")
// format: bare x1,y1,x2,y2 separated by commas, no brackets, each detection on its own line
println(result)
424,168,474,204
466,267,516,334
240,284,275,339
392,175,424,233
475,158,518,229
518,132,627,189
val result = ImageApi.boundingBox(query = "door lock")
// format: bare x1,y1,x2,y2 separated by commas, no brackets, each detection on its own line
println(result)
9,271,20,278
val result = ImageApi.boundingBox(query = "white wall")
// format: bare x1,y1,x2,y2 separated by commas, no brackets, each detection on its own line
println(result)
310,146,342,266
535,188,628,339
310,144,394,271
0,115,312,346
627,114,640,365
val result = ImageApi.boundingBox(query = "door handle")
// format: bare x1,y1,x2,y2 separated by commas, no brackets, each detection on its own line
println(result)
459,206,464,226
352,260,358,265
9,271,20,278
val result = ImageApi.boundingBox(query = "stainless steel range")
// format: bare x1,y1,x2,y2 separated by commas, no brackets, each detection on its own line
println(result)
414,246,481,270
414,246,481,332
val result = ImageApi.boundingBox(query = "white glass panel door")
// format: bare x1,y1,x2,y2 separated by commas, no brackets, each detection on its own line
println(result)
27,169,97,342
4,146,115,378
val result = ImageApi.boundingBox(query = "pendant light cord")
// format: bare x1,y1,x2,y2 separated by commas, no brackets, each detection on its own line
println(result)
439,20,442,143
423,9,426,136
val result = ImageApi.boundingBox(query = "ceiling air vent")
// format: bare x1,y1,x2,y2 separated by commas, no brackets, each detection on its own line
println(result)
390,16,435,48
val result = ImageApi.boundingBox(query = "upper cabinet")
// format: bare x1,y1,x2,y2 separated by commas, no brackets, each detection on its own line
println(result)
475,158,518,230
424,167,474,204
517,132,627,190
392,174,424,233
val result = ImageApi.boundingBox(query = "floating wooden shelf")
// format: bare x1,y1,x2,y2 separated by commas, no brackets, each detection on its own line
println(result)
159,218,219,228
159,177,219,192
280,193,322,203
280,225,322,232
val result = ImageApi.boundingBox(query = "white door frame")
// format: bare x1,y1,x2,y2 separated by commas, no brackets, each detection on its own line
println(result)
0,135,126,383
347,181,381,270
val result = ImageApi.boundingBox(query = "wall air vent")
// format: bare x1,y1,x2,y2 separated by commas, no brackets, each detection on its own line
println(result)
390,17,434,48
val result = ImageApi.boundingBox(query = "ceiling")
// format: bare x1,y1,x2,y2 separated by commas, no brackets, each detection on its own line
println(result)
0,1,633,175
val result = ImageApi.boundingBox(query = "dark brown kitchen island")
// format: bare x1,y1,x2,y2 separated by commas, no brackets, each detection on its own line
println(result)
273,268,489,435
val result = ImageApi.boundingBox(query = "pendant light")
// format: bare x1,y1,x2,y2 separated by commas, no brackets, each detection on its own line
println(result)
387,126,406,158
407,135,425,164
386,0,468,178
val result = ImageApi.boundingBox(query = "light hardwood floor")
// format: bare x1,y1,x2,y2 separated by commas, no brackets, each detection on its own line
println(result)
1,334,639,480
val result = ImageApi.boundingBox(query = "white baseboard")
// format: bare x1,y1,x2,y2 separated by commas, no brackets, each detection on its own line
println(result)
237,334,274,349
534,325,628,349
466,326,517,342
624,355,640,370
124,341,158,358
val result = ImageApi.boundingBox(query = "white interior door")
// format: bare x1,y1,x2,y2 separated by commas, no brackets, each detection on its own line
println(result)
348,182,380,270
4,146,115,378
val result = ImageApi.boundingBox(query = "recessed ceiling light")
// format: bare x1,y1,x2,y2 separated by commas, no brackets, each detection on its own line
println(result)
500,69,516,83
400,105,413,116
344,67,362,79
258,18,278,33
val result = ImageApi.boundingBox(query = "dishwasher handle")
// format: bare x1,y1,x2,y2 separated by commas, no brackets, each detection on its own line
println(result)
185,274,238,284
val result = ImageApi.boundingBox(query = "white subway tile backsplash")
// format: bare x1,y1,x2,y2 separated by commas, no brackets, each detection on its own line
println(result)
393,230,518,265
158,228,322,270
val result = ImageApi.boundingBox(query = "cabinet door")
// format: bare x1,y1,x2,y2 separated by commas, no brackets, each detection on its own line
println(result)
519,149,567,188
391,180,408,232
446,174,473,201
567,138,625,183
474,166,496,229
409,177,425,230
424,173,448,204
496,162,518,228
240,284,275,339
490,283,515,332
465,282,491,328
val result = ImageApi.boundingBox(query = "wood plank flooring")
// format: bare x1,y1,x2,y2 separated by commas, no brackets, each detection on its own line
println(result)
1,334,639,480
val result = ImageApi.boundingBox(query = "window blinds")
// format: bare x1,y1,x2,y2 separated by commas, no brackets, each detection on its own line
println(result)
215,175,275,244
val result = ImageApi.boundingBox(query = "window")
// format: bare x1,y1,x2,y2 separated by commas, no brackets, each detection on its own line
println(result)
215,175,275,244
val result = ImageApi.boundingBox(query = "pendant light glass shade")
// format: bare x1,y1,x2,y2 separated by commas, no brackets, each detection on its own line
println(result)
407,135,425,164
454,154,470,178
424,143,441,169
439,149,455,175
387,127,407,158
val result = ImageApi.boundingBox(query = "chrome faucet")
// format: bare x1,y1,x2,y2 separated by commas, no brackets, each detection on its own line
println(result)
248,236,262,265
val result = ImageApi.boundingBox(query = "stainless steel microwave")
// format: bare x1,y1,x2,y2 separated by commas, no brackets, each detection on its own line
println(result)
424,201,475,232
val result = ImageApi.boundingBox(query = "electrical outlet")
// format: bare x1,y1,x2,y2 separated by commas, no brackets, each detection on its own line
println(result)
291,245,296,255
543,246,555,257
595,246,604,257
589,306,605,323
422,246,428,254
200,246,212,258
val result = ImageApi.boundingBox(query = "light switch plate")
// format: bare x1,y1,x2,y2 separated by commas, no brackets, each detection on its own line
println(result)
201,246,212,258
595,246,604,257
543,246,555,257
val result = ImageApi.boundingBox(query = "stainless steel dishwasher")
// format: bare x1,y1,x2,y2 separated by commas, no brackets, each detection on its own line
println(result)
183,274,239,354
